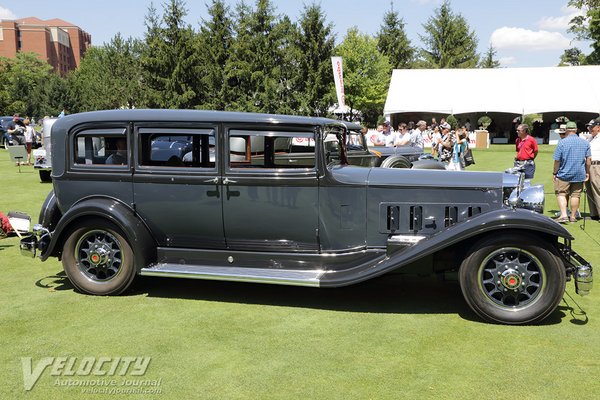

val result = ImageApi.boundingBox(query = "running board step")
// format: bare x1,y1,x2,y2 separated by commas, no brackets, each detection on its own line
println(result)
139,264,324,287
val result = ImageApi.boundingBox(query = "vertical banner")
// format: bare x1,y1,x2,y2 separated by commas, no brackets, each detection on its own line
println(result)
331,56,345,109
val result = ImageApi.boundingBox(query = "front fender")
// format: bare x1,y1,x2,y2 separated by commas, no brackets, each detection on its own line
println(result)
41,197,156,271
320,208,572,287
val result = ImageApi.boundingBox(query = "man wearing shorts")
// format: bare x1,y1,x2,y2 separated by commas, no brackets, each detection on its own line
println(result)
553,121,591,223
585,119,600,220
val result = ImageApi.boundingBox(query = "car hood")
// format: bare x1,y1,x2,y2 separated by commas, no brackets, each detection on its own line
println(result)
366,167,504,190
329,165,504,190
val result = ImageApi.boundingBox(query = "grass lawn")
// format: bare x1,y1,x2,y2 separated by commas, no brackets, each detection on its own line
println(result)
1,145,600,399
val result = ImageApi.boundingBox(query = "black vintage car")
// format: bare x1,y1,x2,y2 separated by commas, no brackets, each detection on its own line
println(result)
20,109,592,325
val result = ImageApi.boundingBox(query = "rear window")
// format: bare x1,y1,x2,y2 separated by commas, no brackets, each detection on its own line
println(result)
72,129,128,166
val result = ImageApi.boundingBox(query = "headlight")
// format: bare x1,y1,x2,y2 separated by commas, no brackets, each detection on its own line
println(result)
503,172,544,213
516,185,544,213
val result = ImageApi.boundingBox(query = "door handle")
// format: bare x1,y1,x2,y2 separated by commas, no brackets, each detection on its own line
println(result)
223,178,237,185
204,177,219,184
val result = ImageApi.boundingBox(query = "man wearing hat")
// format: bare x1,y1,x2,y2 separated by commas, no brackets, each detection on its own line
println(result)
585,118,600,220
514,123,538,179
552,121,591,223
555,124,567,139
580,119,596,141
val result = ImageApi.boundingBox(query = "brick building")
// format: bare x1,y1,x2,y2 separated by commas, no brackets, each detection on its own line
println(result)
0,17,91,75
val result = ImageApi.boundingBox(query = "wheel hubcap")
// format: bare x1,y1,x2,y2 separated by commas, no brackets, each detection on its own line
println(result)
75,230,123,282
500,268,522,290
479,248,545,309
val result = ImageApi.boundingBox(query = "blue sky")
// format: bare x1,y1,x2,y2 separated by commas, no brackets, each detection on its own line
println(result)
0,0,590,67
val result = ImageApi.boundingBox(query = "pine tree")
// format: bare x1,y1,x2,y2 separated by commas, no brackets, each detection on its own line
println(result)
140,3,163,107
479,44,500,68
418,1,479,68
198,0,233,110
225,0,286,113
224,2,254,111
141,0,201,109
295,3,335,116
376,2,414,69
273,15,302,115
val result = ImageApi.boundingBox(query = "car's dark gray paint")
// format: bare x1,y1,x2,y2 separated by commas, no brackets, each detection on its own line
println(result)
44,110,570,265
21,110,591,322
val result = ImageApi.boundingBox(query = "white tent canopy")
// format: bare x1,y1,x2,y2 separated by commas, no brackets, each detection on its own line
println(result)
384,66,600,116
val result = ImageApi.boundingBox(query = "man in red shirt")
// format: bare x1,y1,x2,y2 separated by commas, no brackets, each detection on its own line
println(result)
514,123,538,179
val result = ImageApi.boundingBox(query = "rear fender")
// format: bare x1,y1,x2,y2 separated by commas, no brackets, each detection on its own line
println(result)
41,197,156,271
38,190,61,231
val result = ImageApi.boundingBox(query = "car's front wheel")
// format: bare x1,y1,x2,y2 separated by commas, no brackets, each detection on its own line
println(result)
459,234,566,325
62,219,136,295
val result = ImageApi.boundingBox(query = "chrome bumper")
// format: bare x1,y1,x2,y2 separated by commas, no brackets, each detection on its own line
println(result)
19,224,51,258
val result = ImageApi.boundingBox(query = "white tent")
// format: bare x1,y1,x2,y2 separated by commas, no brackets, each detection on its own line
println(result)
384,66,600,116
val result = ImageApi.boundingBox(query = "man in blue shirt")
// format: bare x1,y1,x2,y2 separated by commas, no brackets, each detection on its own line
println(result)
553,121,591,223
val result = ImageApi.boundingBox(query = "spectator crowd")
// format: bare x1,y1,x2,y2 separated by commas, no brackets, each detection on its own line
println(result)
368,118,474,170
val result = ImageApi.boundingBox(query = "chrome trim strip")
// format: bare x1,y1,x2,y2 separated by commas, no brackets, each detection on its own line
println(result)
139,264,324,287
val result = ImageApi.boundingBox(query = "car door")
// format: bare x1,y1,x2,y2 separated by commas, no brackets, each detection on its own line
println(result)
133,124,224,249
222,126,320,252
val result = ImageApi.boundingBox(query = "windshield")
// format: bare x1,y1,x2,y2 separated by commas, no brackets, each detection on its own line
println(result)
324,126,348,166
346,130,366,151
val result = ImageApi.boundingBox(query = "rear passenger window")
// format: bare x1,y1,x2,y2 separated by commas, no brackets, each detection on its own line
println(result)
138,128,215,168
229,130,315,169
72,129,128,166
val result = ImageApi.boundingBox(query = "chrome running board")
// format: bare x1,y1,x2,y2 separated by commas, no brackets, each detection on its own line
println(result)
139,264,324,287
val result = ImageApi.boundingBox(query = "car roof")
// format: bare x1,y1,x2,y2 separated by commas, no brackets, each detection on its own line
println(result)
55,109,346,128
341,121,363,131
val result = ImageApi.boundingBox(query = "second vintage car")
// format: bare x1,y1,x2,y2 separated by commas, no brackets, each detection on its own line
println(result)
20,109,592,325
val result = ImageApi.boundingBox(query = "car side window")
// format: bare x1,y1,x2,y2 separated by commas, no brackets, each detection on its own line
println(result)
138,129,215,169
229,130,315,170
72,129,128,166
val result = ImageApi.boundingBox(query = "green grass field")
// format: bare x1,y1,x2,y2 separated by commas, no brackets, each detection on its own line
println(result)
1,145,600,399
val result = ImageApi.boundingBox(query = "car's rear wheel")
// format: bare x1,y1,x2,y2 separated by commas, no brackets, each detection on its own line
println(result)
62,219,136,295
459,234,566,325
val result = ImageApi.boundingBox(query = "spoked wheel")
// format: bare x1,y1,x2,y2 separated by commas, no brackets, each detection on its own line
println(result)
76,230,123,282
62,220,135,295
459,234,566,325
479,248,544,308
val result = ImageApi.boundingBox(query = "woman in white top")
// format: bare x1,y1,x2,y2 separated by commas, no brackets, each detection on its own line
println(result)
23,118,35,165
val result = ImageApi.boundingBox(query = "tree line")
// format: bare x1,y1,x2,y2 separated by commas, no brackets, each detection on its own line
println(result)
0,0,596,126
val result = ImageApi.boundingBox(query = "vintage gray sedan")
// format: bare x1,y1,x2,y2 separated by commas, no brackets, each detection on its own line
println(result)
20,109,592,325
